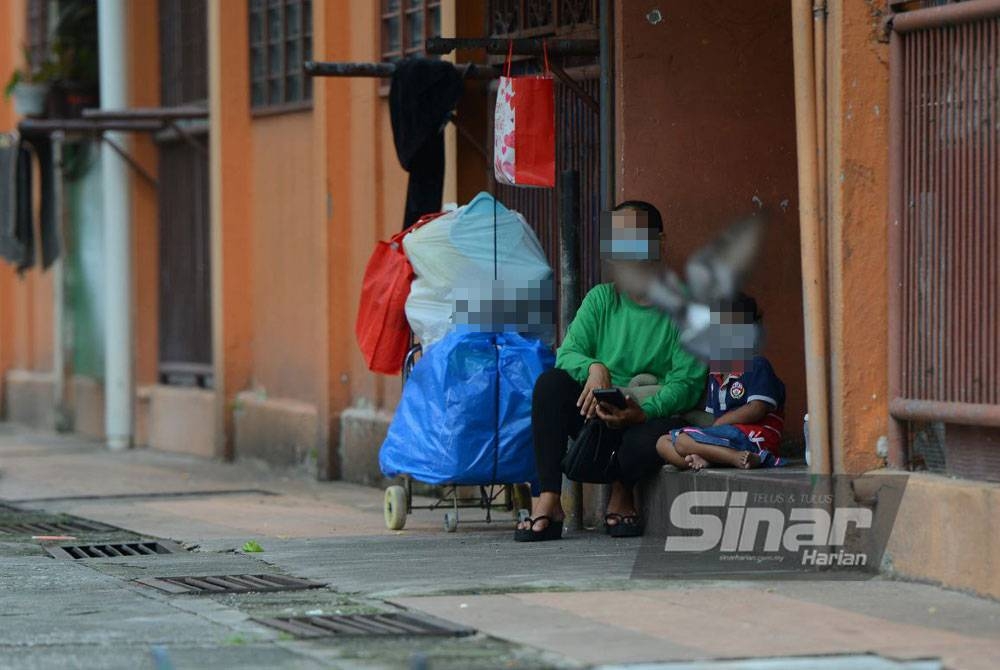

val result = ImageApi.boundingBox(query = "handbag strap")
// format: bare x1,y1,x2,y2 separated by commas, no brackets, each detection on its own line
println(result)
542,39,550,75
505,39,513,78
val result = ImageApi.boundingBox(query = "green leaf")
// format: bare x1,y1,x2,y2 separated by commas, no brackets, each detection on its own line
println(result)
241,540,264,553
3,71,22,99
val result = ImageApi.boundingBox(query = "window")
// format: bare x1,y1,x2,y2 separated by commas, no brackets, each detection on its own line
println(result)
381,0,442,61
489,0,597,38
26,0,49,70
249,0,313,110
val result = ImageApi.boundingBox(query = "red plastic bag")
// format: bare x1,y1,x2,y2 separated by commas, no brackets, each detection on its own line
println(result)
493,41,555,188
356,213,443,375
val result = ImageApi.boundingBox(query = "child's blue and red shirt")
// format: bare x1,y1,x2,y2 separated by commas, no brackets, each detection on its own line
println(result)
705,355,786,454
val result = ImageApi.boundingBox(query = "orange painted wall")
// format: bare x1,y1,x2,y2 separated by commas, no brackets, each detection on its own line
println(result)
828,0,891,473
249,111,324,403
614,0,807,441
0,0,54,377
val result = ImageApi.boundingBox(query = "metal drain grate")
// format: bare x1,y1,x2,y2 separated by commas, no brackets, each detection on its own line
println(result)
136,574,324,595
44,540,185,559
252,612,475,639
0,519,119,536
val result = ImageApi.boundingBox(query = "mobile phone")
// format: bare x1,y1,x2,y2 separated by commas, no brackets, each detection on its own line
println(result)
593,387,627,410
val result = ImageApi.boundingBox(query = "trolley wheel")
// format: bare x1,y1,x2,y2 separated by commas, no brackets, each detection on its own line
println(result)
511,484,532,519
384,485,407,530
444,512,458,533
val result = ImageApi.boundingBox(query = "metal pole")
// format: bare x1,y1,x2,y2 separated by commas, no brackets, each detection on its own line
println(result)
599,0,615,212
98,0,133,450
887,28,906,469
594,0,615,527
51,135,70,432
559,170,581,339
791,0,832,475
558,170,584,529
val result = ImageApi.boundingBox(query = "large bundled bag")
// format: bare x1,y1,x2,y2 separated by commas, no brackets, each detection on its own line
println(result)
355,212,442,375
402,192,552,347
493,42,556,188
379,330,553,486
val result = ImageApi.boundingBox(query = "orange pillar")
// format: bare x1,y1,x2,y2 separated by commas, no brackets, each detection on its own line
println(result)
208,0,254,459
312,0,355,479
128,0,161,388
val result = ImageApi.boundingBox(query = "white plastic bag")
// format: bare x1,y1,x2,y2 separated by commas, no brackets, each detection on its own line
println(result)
403,192,553,348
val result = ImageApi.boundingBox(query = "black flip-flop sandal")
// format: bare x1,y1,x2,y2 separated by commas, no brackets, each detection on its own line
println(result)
608,514,644,538
514,516,564,542
603,512,623,534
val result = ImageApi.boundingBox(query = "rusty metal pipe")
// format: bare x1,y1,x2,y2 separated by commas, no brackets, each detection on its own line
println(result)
890,399,1000,428
791,0,832,475
893,0,1000,33
887,30,907,469
814,0,827,231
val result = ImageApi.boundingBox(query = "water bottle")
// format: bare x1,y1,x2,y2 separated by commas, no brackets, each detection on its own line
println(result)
803,413,810,466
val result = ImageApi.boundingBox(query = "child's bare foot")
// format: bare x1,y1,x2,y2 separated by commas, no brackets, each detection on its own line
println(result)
685,453,711,470
735,451,762,469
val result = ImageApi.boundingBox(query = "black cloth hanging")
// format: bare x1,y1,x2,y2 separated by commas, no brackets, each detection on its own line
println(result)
389,58,463,230
0,131,60,273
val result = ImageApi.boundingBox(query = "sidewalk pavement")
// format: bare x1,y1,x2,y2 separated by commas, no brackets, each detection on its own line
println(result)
1,422,999,670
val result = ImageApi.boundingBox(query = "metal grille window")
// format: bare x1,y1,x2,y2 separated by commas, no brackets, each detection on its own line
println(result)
249,0,313,110
889,2,1000,478
26,0,49,69
381,0,442,61
490,0,597,37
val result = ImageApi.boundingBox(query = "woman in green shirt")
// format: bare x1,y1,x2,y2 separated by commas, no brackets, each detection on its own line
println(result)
515,201,707,542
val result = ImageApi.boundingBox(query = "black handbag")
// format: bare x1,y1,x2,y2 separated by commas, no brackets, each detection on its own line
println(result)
561,419,620,483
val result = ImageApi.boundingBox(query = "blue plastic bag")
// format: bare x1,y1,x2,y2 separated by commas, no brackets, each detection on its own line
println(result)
379,331,554,486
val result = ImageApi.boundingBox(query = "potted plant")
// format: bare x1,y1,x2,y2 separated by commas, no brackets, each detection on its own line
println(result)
3,48,55,117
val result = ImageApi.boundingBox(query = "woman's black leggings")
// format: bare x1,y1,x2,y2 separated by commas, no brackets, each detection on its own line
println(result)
531,368,684,493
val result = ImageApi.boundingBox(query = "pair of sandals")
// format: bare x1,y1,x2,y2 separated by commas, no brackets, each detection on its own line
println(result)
512,512,644,542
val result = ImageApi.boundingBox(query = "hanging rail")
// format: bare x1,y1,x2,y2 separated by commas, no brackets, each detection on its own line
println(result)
303,60,500,79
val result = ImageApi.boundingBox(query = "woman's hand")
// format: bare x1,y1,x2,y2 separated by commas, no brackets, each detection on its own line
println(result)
577,363,612,418
596,396,647,429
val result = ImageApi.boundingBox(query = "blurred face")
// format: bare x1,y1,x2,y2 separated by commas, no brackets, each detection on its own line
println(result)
708,305,759,374
600,208,662,262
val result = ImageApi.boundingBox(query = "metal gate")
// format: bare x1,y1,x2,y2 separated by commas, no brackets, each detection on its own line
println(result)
888,1,1000,479
157,0,212,387
489,0,602,306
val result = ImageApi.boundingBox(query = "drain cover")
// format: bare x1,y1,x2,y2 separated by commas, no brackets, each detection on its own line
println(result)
136,574,324,595
44,540,185,559
252,612,475,639
0,519,119,536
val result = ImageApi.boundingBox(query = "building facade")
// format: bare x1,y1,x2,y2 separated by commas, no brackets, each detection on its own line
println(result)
1,0,997,597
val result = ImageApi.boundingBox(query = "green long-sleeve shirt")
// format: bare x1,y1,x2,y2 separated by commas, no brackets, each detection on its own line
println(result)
556,283,708,419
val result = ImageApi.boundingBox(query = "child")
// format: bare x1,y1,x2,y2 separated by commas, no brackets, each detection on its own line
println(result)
656,293,785,470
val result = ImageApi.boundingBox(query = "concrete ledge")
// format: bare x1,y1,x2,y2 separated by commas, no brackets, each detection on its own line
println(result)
233,392,319,468
70,375,104,440
882,471,1000,600
3,369,55,430
147,385,217,458
339,407,394,486
639,464,811,535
